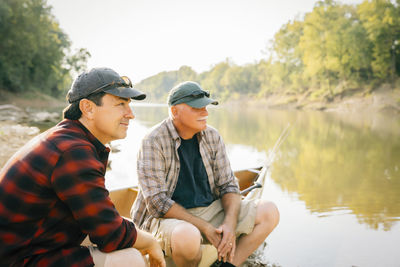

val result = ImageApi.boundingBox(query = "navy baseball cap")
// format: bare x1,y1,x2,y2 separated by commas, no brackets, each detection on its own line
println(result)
67,67,146,103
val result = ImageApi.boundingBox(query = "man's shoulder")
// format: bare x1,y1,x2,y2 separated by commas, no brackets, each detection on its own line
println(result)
45,120,94,152
2,121,94,172
143,119,172,141
204,125,219,135
202,125,222,141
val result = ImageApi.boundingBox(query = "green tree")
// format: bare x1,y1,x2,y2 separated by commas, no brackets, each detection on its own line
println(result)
136,66,198,103
199,60,231,99
0,0,89,96
270,19,306,93
177,65,197,81
357,0,400,80
219,64,260,98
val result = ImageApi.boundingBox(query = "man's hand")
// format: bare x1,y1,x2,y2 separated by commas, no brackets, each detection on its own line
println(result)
218,193,241,262
202,221,222,248
141,240,166,267
135,229,166,267
216,223,236,262
165,203,224,248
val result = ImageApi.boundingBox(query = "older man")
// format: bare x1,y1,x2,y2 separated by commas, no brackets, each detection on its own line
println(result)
0,68,165,267
131,81,279,267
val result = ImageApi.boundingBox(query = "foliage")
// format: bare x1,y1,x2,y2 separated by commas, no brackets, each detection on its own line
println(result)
136,66,198,103
139,0,400,103
2,0,399,102
0,0,89,97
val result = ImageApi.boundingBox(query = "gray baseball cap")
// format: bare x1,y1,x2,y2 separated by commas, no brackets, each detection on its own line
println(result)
67,67,146,103
167,81,218,108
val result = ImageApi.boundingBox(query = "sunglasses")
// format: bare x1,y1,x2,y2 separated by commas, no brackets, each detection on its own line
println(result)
171,90,210,105
84,76,133,99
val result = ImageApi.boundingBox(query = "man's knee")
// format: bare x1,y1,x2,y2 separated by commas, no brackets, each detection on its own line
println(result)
94,247,146,267
171,222,201,258
256,200,280,229
115,248,146,267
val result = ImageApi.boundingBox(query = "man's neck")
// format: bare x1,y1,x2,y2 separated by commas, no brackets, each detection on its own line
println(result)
78,117,108,144
172,119,197,140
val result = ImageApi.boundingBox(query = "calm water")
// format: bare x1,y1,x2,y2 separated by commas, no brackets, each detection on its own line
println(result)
106,104,400,267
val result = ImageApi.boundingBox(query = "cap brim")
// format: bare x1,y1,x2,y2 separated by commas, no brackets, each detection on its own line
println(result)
105,86,146,100
185,97,218,108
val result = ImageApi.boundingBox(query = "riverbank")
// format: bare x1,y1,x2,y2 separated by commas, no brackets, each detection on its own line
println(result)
223,84,400,115
0,104,61,168
1,86,399,168
0,89,65,167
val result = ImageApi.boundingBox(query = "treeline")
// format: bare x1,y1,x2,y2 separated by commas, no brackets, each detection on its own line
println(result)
0,0,89,97
138,0,400,103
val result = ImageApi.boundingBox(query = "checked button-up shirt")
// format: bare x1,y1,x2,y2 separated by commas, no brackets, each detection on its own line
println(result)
0,119,137,267
131,118,240,231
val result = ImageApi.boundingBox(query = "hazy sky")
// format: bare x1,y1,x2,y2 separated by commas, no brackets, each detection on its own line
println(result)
48,0,363,83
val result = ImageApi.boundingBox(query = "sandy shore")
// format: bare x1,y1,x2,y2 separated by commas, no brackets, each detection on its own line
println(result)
0,122,40,168
0,104,60,168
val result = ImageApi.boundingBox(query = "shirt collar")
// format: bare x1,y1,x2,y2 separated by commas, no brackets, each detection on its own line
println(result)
166,117,181,141
69,119,110,154
165,117,205,142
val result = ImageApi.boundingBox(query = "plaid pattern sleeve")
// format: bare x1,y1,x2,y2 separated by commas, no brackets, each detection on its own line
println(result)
136,138,175,218
132,119,180,230
199,125,240,196
0,120,136,267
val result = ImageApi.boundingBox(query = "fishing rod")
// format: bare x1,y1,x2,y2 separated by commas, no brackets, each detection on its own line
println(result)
241,123,291,197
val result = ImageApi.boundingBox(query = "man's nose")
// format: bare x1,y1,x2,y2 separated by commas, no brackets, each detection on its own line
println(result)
126,105,135,119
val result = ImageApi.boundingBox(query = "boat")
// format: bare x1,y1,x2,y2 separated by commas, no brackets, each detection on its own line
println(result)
109,165,268,267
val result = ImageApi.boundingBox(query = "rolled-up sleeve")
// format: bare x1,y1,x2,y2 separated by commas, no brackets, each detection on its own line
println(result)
211,133,240,196
137,138,175,218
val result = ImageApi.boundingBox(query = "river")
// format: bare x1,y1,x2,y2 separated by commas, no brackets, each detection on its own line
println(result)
106,103,400,267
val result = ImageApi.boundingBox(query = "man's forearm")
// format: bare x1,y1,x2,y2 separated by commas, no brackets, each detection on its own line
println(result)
134,228,158,250
221,192,241,228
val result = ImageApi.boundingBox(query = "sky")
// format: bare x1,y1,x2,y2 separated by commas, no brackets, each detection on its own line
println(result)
48,0,363,83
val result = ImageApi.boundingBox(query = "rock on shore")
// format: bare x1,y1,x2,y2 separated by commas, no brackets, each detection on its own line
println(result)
0,104,60,168
0,122,40,168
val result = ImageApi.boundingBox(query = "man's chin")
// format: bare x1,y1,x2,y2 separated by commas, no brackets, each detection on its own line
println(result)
199,123,207,131
116,130,128,140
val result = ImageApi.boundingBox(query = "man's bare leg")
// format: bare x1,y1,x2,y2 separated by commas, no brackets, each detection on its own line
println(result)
90,247,147,267
170,222,202,267
232,200,280,266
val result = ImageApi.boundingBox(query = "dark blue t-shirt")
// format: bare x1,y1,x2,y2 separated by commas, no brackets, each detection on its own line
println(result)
172,136,214,209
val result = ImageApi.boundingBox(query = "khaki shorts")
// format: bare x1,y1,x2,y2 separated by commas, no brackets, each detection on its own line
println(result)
88,246,142,266
149,199,257,257
88,246,107,266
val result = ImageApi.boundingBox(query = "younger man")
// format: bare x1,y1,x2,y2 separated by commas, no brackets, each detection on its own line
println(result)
0,68,165,267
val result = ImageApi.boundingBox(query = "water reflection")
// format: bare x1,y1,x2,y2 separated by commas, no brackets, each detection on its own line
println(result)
271,110,400,231
125,104,400,231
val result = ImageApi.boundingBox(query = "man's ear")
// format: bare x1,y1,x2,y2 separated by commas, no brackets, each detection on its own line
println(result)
171,105,178,117
79,99,96,120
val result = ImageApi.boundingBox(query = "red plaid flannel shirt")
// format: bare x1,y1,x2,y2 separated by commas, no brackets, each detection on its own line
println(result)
0,119,137,266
